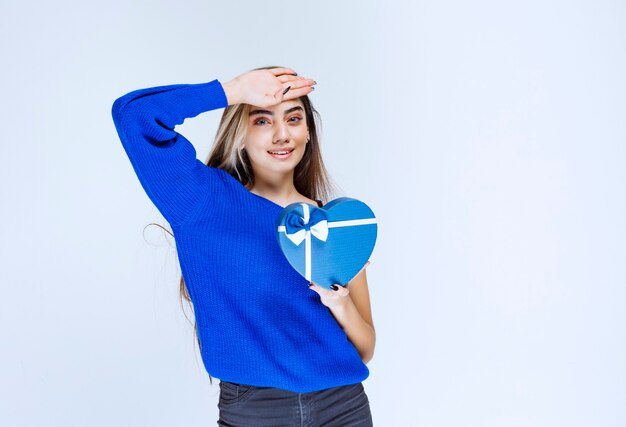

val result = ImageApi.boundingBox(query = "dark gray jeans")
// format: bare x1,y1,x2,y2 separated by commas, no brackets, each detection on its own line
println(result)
217,380,373,426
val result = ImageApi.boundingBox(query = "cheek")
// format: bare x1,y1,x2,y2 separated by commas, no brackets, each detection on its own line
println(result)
245,125,271,138
243,133,267,149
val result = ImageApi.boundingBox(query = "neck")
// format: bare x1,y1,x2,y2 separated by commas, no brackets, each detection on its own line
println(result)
249,169,299,205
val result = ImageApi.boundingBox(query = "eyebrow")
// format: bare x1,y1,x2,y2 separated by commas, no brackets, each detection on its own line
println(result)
249,106,304,117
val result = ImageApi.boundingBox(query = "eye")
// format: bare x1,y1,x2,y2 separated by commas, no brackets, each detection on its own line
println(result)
254,118,270,126
288,116,302,123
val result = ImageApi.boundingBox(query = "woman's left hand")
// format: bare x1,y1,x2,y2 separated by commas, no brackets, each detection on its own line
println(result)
308,281,350,310
308,261,370,310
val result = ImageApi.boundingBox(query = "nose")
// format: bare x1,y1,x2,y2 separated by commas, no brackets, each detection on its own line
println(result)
273,120,290,144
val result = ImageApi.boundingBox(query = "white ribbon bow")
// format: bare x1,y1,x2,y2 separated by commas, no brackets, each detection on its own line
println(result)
285,219,329,246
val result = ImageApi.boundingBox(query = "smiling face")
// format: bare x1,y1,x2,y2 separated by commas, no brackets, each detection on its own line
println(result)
243,99,310,178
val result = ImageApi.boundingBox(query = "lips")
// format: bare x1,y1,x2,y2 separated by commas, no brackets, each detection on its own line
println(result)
267,148,295,155
267,147,295,160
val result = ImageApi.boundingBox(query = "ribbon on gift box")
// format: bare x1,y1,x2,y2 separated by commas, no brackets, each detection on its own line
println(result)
276,203,377,282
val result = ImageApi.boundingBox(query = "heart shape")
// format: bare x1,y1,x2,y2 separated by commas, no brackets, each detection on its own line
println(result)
276,197,378,289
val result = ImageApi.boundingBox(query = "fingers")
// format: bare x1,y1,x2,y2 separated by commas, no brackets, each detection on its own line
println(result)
280,84,315,101
251,72,315,106
274,74,315,99
308,282,320,292
276,75,316,88
268,67,298,77
286,78,316,91
276,74,305,84
273,86,315,104
309,282,349,296
330,284,350,297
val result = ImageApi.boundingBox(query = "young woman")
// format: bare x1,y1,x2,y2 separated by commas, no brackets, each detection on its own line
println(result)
111,66,376,426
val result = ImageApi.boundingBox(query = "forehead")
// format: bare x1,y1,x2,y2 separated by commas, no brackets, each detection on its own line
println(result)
248,99,304,114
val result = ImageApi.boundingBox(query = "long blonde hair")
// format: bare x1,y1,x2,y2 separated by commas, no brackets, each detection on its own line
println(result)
169,66,337,384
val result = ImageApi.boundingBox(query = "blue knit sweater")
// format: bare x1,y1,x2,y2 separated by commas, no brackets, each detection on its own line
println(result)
111,79,369,393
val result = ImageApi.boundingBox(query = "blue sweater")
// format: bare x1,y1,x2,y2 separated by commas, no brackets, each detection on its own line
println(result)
111,79,369,393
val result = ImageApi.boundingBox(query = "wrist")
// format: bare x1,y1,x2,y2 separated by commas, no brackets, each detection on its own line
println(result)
221,79,240,106
328,295,352,313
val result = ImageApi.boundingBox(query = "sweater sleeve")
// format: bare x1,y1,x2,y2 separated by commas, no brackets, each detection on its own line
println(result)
111,79,229,227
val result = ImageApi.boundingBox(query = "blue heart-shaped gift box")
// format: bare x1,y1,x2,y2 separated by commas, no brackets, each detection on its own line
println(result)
276,197,378,289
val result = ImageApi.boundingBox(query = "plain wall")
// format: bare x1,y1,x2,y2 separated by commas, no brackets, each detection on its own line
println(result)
1,0,624,425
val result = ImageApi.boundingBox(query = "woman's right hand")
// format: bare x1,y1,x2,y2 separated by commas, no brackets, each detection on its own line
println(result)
222,67,315,107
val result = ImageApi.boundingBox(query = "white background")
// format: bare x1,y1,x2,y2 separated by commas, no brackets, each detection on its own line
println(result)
1,1,624,426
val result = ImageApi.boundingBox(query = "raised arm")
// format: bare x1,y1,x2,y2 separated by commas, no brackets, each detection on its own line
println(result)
111,79,229,227
110,69,314,227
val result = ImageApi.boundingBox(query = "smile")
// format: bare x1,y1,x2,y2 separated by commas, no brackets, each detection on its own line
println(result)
267,148,295,159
